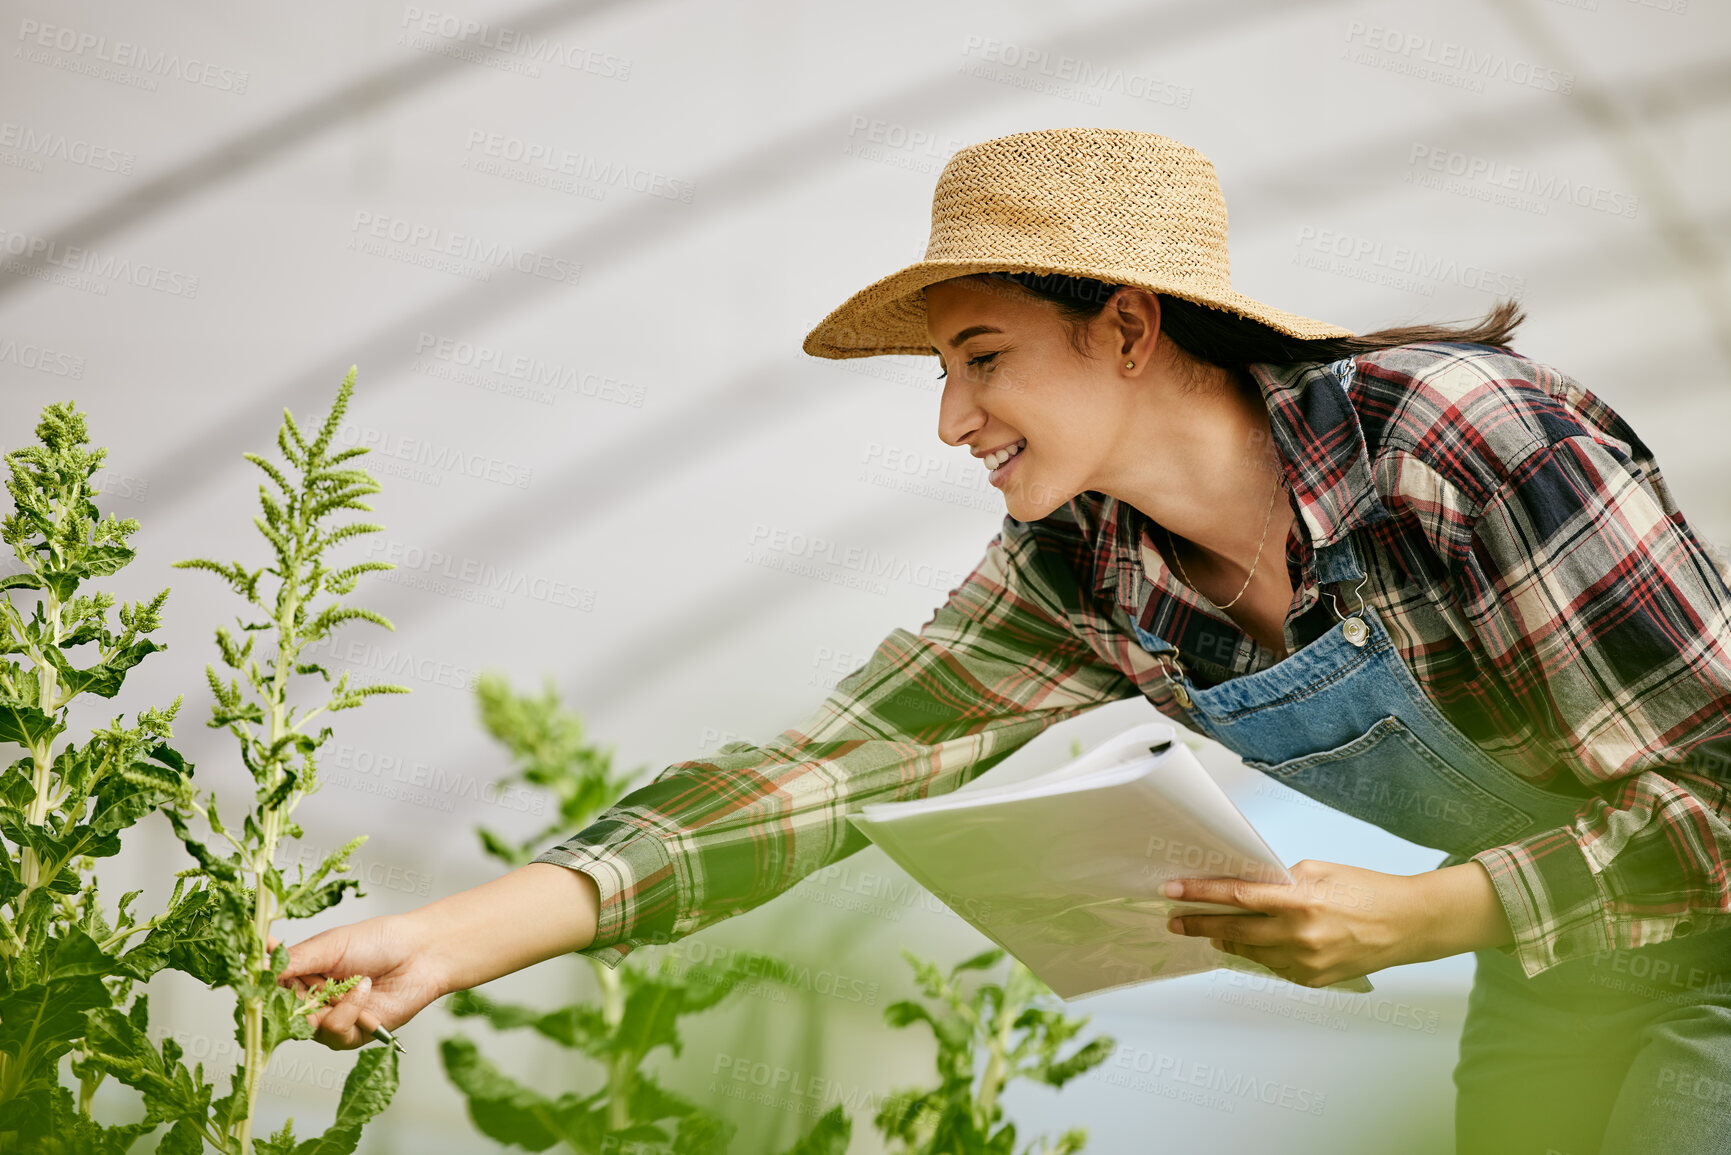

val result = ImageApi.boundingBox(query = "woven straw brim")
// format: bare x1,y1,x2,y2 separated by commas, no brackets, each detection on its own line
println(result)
803,260,1355,359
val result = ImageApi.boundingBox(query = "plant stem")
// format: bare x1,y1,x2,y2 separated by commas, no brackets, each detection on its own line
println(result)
18,591,62,897
976,987,1015,1128
594,959,631,1133
236,563,302,1155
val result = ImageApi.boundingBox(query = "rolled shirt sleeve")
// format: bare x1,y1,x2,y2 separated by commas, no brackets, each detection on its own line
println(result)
532,514,1141,967
1454,432,1731,976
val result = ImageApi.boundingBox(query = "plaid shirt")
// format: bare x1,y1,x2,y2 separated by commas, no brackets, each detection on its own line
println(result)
535,341,1731,978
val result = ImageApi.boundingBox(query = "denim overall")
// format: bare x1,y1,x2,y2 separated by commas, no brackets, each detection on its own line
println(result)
1129,500,1731,1153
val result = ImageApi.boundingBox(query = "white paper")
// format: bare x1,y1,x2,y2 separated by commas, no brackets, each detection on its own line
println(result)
848,722,1375,1000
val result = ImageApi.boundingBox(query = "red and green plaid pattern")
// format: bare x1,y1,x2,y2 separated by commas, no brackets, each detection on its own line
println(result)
536,341,1731,978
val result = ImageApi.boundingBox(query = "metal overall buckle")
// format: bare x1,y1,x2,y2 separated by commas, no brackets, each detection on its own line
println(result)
1159,650,1194,710
1325,572,1371,647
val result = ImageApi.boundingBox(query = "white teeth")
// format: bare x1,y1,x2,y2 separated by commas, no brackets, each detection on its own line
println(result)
984,440,1026,470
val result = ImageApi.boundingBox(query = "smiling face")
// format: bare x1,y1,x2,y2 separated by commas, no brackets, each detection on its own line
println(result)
925,275,1151,522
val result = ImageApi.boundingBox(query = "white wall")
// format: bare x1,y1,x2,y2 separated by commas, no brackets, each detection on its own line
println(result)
2,1,1726,1151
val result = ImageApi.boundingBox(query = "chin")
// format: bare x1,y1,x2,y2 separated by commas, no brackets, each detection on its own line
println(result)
1002,481,1071,522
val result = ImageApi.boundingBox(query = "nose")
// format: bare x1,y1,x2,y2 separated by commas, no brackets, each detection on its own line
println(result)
936,366,986,449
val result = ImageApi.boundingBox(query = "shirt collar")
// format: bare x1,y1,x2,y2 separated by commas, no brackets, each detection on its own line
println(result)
1074,355,1391,619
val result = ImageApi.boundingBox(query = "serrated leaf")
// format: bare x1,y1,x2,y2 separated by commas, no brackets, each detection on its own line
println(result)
0,695,64,749
255,1121,300,1155
40,637,163,700
0,931,114,1081
777,1104,852,1155
438,1035,566,1152
156,1115,206,1154
80,1004,214,1126
288,1043,399,1155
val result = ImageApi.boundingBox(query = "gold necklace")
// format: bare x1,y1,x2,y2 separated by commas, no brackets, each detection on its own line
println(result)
1164,467,1286,611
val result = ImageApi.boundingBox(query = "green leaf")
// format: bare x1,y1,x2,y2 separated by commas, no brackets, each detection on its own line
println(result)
953,948,1005,975
40,637,163,700
669,1111,733,1155
255,1121,300,1155
777,1104,853,1155
80,1002,215,1126
438,1034,568,1152
0,1080,157,1153
0,694,64,749
1039,1036,1114,1088
288,1043,399,1155
0,928,115,1083
156,1116,207,1155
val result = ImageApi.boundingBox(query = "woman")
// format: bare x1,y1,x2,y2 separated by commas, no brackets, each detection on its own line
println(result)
281,129,1731,1153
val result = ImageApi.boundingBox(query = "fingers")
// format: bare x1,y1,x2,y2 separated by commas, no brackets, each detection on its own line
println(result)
1164,877,1291,913
274,927,347,982
1168,913,1280,945
311,976,376,1050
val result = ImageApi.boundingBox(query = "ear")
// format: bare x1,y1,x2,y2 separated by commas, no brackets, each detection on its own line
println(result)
1111,287,1162,365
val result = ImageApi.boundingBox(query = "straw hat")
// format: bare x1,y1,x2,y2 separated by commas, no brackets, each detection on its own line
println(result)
802,127,1354,359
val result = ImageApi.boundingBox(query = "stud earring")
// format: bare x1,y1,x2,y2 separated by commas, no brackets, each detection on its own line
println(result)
1124,360,1135,370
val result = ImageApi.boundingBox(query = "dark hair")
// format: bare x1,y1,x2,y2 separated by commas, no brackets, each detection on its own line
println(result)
976,270,1524,374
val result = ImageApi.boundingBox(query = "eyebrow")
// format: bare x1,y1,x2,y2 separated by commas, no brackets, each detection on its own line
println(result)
929,325,1005,355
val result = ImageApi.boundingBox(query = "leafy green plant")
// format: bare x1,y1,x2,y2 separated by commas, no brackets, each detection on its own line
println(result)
0,400,204,1151
438,671,851,1154
873,948,1114,1155
80,366,411,1154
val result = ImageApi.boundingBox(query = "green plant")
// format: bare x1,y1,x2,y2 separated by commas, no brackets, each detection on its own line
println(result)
873,948,1114,1155
0,400,204,1150
438,671,851,1154
81,367,411,1154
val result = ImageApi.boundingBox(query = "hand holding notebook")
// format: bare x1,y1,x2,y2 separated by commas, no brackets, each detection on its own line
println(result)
847,721,1375,1000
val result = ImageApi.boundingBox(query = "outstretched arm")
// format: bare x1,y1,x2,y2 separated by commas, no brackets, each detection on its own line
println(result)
274,863,601,1049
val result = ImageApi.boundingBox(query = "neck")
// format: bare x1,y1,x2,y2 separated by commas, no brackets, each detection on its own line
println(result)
1096,363,1294,575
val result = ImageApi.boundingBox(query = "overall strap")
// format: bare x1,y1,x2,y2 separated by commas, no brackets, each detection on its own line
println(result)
1313,532,1364,585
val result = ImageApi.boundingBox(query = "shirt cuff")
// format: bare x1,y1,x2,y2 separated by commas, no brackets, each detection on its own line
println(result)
1472,827,1613,977
531,825,681,969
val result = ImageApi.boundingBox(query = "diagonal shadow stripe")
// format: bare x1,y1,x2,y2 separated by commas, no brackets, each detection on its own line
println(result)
0,0,652,306
20,0,1731,707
